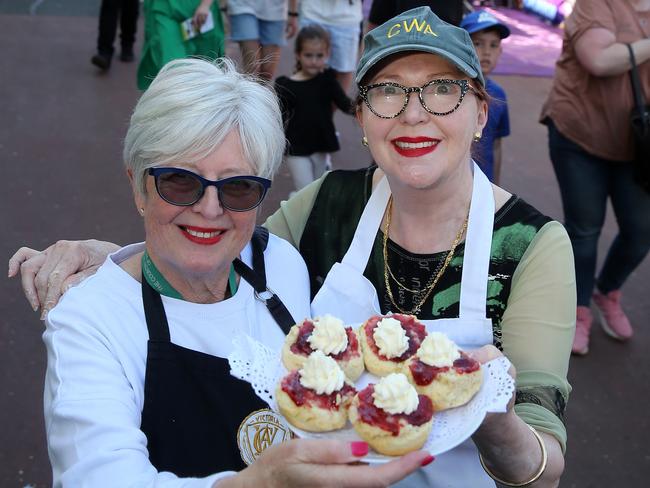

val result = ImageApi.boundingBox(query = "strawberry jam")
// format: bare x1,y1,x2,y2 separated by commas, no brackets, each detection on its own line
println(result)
290,320,360,360
409,353,481,386
281,370,356,410
356,385,433,435
364,314,426,362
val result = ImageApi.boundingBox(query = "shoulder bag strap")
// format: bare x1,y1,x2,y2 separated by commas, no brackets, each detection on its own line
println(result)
233,226,296,334
626,43,647,113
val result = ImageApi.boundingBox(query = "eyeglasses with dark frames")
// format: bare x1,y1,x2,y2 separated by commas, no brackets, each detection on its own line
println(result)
359,79,476,119
148,167,271,212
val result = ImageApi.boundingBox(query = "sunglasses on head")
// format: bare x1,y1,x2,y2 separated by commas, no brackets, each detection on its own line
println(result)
148,167,271,212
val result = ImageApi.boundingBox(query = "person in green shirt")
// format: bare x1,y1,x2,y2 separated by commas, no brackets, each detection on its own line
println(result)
137,0,225,90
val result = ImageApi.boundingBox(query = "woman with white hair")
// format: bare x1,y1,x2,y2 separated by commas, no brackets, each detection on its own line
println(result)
35,58,428,487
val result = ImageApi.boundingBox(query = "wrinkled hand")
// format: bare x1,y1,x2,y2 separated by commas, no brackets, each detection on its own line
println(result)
468,344,517,424
7,239,119,319
217,439,432,488
193,4,211,30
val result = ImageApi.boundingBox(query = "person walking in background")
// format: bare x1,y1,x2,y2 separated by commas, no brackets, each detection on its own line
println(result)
275,25,355,192
226,0,298,80
540,0,650,355
137,0,225,90
461,10,511,184
298,0,364,92
136,0,225,90
91,0,139,71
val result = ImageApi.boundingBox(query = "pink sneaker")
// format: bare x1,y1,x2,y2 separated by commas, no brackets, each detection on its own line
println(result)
572,306,592,355
592,290,633,341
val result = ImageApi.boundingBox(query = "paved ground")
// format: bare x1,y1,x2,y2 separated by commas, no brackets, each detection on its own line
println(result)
1,3,649,487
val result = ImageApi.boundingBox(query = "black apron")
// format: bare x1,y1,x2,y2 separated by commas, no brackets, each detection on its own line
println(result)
140,227,295,477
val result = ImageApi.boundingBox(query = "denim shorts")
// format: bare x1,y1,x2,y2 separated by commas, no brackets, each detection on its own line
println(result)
229,14,287,46
300,19,360,73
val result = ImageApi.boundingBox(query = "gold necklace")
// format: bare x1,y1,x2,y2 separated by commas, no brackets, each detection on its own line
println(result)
382,196,469,315
382,200,446,294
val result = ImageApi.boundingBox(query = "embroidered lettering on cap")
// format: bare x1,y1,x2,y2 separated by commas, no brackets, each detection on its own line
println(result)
387,17,438,39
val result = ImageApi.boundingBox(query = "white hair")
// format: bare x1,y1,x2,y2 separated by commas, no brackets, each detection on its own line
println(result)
123,57,285,193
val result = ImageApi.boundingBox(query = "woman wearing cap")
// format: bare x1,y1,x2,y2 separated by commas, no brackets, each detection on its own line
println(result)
19,58,429,487
10,7,572,487
540,0,650,355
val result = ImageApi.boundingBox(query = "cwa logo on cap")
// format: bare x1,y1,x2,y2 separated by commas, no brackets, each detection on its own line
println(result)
356,6,485,86
386,16,439,39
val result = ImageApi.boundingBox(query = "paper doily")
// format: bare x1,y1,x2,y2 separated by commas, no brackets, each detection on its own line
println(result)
229,334,515,461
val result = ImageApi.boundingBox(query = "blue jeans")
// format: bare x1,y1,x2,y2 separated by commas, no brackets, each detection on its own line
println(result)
548,121,650,306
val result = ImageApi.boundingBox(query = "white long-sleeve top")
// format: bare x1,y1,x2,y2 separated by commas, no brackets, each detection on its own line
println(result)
300,0,363,26
43,236,312,487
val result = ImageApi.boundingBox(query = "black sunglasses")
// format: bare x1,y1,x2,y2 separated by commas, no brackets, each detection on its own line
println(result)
148,167,271,212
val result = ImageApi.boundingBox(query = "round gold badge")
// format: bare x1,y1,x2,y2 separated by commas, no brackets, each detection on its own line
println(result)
237,408,293,465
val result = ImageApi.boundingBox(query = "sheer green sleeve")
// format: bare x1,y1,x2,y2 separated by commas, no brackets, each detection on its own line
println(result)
501,221,576,453
263,174,327,249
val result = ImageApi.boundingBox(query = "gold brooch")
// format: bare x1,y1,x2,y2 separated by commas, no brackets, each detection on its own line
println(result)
237,408,293,465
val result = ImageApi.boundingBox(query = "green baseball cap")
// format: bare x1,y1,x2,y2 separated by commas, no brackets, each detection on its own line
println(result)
356,6,485,87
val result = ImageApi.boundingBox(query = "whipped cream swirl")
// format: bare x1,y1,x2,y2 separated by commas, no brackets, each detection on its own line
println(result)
373,317,409,358
299,350,345,395
308,314,348,355
372,373,419,415
417,332,461,367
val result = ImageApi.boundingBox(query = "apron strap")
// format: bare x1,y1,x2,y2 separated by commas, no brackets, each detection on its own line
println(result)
341,176,391,270
233,226,296,334
142,277,171,342
458,163,495,320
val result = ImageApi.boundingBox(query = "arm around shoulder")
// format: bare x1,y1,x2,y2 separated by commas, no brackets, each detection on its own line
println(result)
264,174,326,248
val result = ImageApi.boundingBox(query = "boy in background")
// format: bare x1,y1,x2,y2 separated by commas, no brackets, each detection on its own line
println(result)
461,10,511,184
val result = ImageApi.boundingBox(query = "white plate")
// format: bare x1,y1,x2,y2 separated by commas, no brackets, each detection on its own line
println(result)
229,335,514,462
283,360,509,463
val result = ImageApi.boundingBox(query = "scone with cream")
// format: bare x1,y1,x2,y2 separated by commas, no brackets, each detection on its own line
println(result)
277,351,356,432
282,315,364,381
404,332,482,411
359,314,427,376
349,373,433,456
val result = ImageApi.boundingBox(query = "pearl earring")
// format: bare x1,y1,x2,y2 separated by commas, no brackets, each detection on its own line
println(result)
361,136,369,147
473,131,482,142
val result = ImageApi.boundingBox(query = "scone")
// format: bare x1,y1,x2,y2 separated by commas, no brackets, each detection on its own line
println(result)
349,373,433,456
359,314,427,376
404,332,482,411
282,315,364,381
277,351,356,432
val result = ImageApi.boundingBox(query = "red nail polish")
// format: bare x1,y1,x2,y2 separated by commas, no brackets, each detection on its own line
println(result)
421,455,435,467
351,441,369,457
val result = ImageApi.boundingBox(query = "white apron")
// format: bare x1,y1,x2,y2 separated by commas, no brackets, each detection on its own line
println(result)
311,163,497,487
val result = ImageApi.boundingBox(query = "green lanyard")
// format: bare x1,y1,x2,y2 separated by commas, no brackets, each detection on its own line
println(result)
141,251,238,300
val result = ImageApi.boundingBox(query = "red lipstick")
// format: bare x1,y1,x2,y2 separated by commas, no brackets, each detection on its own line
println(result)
391,137,439,157
180,225,224,245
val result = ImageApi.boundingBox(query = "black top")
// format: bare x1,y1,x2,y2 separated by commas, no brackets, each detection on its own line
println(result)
369,0,464,26
275,68,355,156
299,167,551,345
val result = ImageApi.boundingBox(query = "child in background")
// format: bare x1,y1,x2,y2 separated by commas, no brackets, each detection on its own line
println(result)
274,25,355,192
461,10,511,184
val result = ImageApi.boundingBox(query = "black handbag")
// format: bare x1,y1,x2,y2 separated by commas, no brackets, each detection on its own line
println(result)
626,44,650,191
